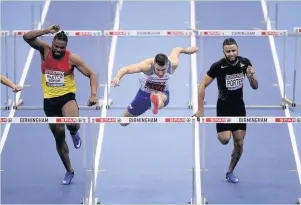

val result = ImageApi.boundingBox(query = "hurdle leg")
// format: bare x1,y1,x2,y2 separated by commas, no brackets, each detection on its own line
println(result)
81,197,100,205
6,99,12,110
282,98,296,109
13,99,24,109
98,98,113,109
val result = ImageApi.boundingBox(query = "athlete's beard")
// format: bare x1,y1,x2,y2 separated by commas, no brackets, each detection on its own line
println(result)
52,49,65,59
224,54,238,64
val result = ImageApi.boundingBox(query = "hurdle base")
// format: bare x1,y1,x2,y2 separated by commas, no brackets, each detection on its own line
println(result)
98,98,113,109
81,197,100,205
1,99,13,110
188,197,208,205
282,98,296,109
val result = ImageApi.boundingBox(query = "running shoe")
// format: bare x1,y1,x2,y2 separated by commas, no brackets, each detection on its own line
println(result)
226,172,239,183
150,93,159,114
61,171,74,185
71,132,81,149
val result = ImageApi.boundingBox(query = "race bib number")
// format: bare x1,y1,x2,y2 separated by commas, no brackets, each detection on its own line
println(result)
145,80,166,92
225,73,244,90
45,69,65,87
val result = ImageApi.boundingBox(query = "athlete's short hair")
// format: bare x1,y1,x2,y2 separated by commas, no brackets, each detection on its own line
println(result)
154,53,168,66
54,31,68,43
223,38,237,47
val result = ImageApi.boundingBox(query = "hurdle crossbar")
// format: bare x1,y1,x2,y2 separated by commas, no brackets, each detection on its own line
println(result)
0,106,10,110
203,104,282,109
2,116,301,124
12,105,102,110
2,104,282,111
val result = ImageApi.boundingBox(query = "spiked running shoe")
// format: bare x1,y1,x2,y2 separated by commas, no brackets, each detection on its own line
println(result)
226,172,239,183
61,171,74,185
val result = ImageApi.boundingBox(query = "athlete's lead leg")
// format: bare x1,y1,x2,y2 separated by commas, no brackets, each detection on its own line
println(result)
217,130,232,144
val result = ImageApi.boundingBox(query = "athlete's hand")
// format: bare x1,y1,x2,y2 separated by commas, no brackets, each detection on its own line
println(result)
12,85,23,93
88,95,97,106
192,109,204,121
246,66,255,78
111,77,120,87
46,24,60,34
191,46,199,54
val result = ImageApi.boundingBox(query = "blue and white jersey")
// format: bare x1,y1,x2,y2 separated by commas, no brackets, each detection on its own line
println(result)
139,60,173,93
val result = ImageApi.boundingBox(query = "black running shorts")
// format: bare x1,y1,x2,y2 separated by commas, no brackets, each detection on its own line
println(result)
43,92,78,117
216,99,246,133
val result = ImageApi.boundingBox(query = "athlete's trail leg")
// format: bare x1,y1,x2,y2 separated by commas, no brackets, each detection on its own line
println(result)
228,130,245,172
49,122,74,173
150,92,167,114
62,100,81,149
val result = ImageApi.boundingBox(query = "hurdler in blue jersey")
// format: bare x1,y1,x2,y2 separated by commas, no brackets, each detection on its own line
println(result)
111,46,199,126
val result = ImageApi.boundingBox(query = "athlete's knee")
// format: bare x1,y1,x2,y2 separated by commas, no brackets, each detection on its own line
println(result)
120,122,130,126
50,124,66,144
219,138,230,145
234,138,244,149
218,131,231,145
49,123,64,135
233,130,245,148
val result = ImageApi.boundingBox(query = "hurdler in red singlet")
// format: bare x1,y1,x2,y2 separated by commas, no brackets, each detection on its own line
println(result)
41,49,76,98
23,24,98,185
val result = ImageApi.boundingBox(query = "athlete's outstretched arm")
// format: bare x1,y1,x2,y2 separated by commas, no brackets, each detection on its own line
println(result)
171,46,199,56
0,75,22,92
169,46,199,69
114,59,152,80
1,75,16,89
70,54,98,97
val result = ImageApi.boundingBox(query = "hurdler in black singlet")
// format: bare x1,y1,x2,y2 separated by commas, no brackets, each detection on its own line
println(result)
207,56,252,102
207,56,252,132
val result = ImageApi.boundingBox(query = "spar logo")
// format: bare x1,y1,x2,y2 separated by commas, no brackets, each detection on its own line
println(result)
167,31,190,36
261,31,285,36
202,31,222,36
108,31,127,36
